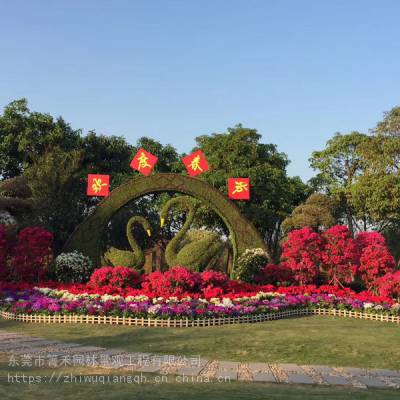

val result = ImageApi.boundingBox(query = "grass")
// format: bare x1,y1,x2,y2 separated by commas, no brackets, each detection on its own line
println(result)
1,315,400,369
0,361,399,400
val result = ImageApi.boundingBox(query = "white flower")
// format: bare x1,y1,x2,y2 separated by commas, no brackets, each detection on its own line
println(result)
363,303,374,309
148,304,162,314
222,298,233,308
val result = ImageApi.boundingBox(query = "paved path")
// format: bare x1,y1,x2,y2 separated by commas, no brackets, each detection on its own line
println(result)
1,330,399,389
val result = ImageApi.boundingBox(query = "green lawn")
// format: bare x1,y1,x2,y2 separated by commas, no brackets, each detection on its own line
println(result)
1,316,399,369
0,363,399,400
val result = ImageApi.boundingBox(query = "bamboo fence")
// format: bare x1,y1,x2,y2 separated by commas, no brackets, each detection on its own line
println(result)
0,308,399,328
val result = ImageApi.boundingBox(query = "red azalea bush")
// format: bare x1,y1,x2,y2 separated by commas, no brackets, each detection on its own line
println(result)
200,270,229,289
141,266,201,297
89,266,142,289
320,225,359,286
255,263,294,285
199,270,230,299
358,244,395,290
376,271,400,300
281,227,322,285
10,227,53,282
355,231,386,250
0,225,9,280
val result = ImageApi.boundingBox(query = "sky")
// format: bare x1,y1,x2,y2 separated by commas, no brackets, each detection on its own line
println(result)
1,0,399,181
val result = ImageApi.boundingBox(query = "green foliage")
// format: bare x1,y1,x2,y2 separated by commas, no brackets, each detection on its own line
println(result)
282,193,337,233
24,147,84,251
374,106,400,136
0,99,81,178
233,248,269,283
54,251,94,283
192,124,310,260
310,111,400,235
309,131,367,233
133,137,183,174
0,176,33,219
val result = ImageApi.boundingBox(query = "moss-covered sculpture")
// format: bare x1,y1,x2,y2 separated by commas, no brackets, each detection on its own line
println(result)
64,173,267,277
160,196,224,270
103,216,151,271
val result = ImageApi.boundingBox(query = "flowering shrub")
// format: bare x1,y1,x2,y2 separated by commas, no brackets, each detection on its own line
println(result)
10,227,53,282
89,266,142,289
320,226,359,286
355,231,386,250
200,270,229,289
54,251,94,283
281,227,322,285
142,266,201,297
234,248,269,283
0,211,17,226
255,263,294,286
0,225,9,280
358,244,395,290
376,271,400,300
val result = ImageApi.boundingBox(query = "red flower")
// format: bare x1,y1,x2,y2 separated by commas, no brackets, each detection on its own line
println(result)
9,227,53,283
281,227,322,285
255,263,294,285
358,244,395,290
376,271,400,300
89,266,142,289
320,225,359,286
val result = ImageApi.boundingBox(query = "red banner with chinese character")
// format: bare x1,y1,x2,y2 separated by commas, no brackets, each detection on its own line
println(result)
87,174,110,197
228,178,250,200
181,150,209,177
130,148,158,176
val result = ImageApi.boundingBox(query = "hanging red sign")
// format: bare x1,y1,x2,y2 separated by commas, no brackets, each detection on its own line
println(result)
87,174,110,197
228,178,250,200
130,148,158,176
181,150,209,177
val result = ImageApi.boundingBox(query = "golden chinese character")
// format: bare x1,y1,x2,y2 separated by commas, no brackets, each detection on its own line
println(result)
137,152,152,170
232,181,248,194
188,155,203,172
92,178,107,193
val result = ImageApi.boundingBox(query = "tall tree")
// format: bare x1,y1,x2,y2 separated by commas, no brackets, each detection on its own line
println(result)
192,124,310,260
0,99,81,178
24,147,84,251
310,108,400,234
282,193,337,233
309,131,368,233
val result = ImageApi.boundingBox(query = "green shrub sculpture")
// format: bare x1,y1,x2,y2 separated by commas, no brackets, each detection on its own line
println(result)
103,216,151,272
64,173,267,277
160,196,224,271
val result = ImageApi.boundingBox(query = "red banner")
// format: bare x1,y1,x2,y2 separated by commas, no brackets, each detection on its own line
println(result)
181,150,209,177
130,148,158,176
228,178,250,200
87,174,110,197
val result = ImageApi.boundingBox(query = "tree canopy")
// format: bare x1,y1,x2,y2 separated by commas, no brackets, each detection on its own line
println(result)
309,108,400,242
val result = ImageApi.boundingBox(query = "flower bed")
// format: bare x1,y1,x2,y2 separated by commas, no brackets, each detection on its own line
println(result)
1,266,399,326
0,283,398,322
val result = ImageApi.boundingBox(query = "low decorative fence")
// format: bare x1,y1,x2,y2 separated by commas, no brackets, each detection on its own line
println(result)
1,308,399,328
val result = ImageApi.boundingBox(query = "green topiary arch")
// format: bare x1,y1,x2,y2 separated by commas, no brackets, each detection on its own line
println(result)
64,173,267,273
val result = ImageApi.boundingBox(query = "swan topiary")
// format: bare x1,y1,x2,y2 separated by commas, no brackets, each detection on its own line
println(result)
160,196,224,271
103,215,151,272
